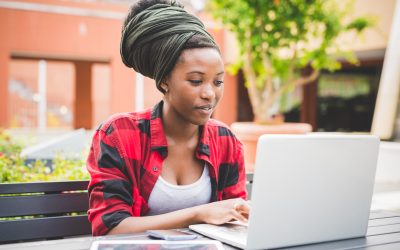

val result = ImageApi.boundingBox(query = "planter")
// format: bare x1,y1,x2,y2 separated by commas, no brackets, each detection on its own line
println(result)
231,122,312,173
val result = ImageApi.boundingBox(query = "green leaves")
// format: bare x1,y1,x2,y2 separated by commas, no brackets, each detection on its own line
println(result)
346,17,375,33
207,0,372,120
0,130,89,183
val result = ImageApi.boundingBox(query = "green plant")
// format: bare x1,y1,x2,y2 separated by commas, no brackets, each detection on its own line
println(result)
208,0,373,123
0,130,89,183
0,129,22,156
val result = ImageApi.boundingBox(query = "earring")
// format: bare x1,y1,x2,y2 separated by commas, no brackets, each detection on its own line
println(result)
165,88,168,93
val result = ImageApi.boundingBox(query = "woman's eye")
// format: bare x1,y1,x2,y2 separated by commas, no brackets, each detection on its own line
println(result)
189,80,202,85
215,80,224,86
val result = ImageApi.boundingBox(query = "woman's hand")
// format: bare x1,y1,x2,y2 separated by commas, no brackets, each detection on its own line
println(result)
108,198,250,234
196,198,250,225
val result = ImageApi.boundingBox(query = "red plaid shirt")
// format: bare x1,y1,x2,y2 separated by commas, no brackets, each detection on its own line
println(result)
87,101,247,236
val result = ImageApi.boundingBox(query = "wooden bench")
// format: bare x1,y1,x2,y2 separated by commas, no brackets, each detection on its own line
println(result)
0,181,91,243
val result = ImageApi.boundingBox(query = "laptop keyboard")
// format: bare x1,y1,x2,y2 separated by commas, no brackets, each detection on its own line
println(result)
218,223,248,238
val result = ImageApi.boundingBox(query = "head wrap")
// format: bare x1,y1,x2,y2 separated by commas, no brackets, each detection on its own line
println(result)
120,3,217,93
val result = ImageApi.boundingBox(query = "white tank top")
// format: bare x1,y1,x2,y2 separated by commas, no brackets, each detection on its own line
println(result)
147,166,212,216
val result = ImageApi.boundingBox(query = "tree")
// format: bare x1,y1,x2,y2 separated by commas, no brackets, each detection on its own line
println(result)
208,0,373,123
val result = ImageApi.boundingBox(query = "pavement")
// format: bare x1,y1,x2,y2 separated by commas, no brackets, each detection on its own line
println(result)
371,141,400,212
372,182,400,212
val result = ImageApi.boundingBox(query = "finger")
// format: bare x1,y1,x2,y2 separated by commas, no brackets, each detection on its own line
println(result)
234,203,250,215
234,205,250,220
237,202,251,211
231,209,248,223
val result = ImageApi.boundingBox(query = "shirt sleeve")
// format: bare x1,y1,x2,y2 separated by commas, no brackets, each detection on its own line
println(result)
221,139,248,201
86,124,133,236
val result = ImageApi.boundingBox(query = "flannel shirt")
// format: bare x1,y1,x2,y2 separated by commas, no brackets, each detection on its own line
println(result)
87,101,247,236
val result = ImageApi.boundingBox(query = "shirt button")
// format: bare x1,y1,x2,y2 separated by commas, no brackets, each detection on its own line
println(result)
153,166,158,172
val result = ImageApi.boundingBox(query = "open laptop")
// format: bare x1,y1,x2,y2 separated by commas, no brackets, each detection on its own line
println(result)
189,134,380,249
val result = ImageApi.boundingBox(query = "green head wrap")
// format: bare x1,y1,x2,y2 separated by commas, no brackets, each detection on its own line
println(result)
120,3,217,93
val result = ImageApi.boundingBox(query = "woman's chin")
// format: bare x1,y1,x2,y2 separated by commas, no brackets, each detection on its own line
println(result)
190,115,211,126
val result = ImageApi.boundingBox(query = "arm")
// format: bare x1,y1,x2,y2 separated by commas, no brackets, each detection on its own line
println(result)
87,123,137,236
109,206,200,234
109,198,249,234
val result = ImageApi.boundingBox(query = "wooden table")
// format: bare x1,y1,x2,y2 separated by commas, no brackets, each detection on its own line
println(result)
1,210,399,250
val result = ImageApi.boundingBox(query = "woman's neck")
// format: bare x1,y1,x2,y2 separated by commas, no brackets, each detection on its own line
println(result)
162,101,199,144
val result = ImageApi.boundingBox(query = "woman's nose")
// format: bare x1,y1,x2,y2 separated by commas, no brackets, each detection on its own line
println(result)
200,83,215,100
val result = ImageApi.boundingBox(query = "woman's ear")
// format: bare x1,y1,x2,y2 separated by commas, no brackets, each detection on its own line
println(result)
160,82,169,93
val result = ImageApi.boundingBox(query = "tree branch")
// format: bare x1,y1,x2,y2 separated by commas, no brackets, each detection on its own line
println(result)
270,69,320,108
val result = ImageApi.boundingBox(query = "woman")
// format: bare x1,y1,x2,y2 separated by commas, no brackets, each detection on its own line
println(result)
87,0,249,236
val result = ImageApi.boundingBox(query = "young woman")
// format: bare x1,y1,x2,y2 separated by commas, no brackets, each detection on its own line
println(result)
87,0,249,236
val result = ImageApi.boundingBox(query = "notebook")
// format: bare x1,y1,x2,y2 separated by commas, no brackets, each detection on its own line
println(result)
190,134,380,249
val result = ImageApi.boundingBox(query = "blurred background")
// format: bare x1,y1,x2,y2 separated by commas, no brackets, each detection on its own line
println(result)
0,0,399,211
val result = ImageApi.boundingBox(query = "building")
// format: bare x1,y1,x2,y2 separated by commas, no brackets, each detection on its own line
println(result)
1,0,399,139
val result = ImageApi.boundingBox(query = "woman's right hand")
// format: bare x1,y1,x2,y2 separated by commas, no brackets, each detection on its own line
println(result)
108,198,250,235
196,198,250,225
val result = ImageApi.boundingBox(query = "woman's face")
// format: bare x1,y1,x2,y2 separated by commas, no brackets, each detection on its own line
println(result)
163,47,224,125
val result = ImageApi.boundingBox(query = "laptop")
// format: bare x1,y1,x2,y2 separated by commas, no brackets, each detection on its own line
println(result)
189,134,380,249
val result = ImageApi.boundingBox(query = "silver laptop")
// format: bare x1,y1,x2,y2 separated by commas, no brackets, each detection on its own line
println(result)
190,134,380,249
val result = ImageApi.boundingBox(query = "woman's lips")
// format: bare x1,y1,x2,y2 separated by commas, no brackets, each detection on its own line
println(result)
195,105,213,115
